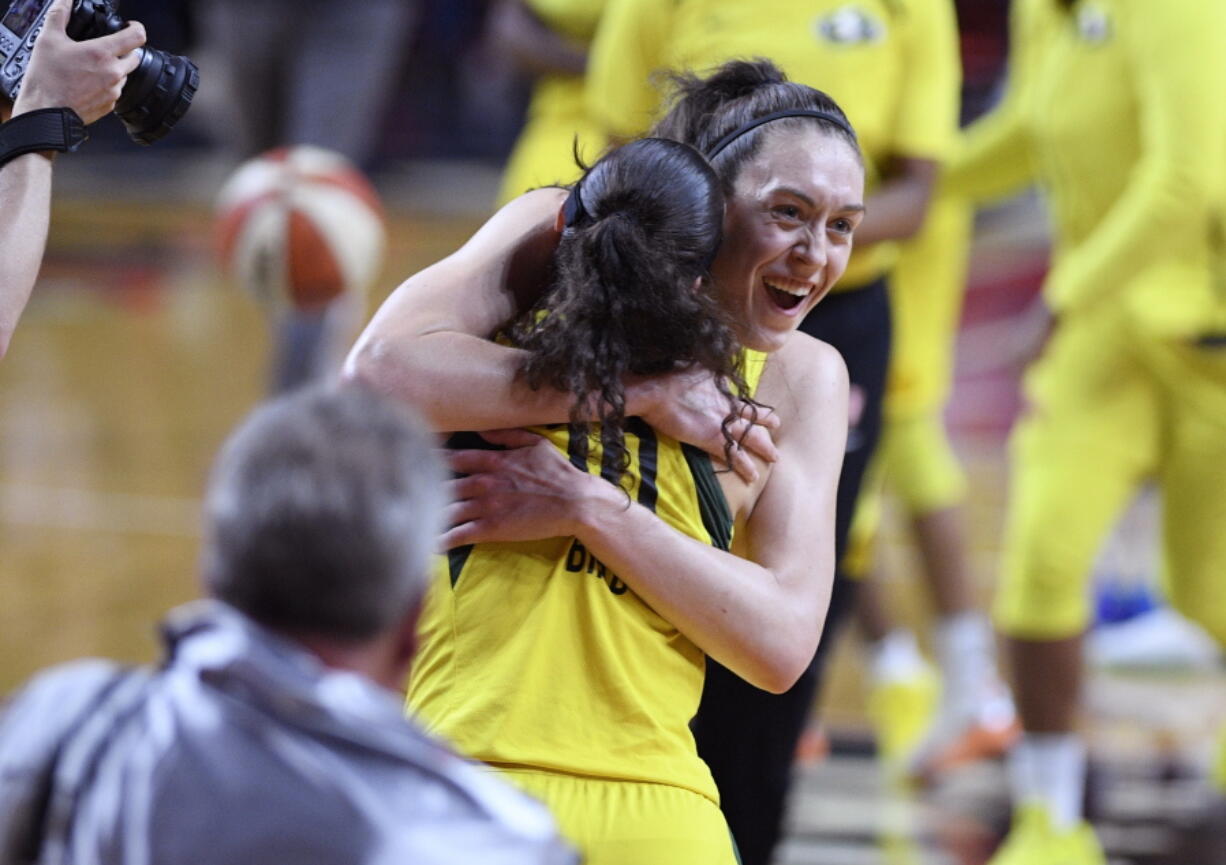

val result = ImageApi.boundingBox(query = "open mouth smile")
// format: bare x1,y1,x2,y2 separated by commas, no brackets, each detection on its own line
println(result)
763,277,816,313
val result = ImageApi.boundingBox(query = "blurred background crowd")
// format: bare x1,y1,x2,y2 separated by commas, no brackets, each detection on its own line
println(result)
68,0,1006,176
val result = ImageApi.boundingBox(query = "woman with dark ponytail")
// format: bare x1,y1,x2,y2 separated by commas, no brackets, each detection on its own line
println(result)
347,61,863,865
512,136,751,480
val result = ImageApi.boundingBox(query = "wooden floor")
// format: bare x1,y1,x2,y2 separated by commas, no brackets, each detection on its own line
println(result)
0,193,479,690
1,161,1222,864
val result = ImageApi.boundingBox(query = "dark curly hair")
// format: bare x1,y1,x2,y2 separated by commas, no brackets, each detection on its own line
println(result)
652,59,860,193
512,137,758,486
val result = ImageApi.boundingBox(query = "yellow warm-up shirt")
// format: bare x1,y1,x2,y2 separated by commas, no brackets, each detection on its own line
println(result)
408,352,768,804
584,0,961,289
497,0,608,205
947,0,1226,334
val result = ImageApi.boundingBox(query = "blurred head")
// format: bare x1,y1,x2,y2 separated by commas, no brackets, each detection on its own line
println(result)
654,60,866,352
516,137,753,480
201,383,445,645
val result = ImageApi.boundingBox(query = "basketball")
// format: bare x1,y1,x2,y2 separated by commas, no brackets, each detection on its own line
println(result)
214,145,386,312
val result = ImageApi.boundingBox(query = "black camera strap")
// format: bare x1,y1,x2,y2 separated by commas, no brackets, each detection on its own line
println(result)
0,107,87,169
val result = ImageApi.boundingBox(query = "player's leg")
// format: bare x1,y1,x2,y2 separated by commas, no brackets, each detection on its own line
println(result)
846,466,940,775
1150,334,1226,800
885,411,1018,779
268,289,364,393
1153,336,1226,649
858,196,1012,777
192,0,287,155
989,316,1155,865
264,2,415,394
286,0,420,168
883,196,975,632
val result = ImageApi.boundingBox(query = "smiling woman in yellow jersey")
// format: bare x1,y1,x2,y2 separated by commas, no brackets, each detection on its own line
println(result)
583,4,960,861
944,1,1226,862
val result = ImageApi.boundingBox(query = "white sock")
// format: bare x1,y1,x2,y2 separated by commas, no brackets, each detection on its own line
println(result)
1008,733,1087,831
870,629,928,683
934,611,997,712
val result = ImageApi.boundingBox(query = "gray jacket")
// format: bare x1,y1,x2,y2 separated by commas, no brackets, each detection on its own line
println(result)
0,601,576,865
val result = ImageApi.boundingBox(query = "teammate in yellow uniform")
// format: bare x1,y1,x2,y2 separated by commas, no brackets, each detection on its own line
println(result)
493,0,607,206
945,1,1226,862
846,184,1020,783
584,4,959,860
347,72,863,862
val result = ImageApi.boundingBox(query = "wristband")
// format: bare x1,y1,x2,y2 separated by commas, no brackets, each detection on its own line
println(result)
0,107,88,169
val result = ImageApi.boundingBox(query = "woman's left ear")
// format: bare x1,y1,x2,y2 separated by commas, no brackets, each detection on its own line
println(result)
690,275,705,294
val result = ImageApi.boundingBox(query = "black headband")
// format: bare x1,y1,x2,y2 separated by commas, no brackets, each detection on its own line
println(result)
562,182,587,228
705,109,856,160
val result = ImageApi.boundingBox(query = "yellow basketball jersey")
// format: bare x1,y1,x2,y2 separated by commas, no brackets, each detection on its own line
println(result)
408,351,767,804
950,0,1226,335
585,0,961,288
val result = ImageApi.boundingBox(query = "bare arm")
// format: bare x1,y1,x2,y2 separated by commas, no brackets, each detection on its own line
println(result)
488,0,587,78
0,157,53,359
0,0,144,359
847,0,954,248
940,0,1040,203
345,187,595,431
346,187,780,476
444,335,847,692
852,156,939,247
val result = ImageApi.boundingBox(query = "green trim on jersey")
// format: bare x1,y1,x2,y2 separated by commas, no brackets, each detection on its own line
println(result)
680,444,733,552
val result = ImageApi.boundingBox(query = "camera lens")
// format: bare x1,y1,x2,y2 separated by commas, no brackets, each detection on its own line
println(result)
113,47,199,145
64,0,199,145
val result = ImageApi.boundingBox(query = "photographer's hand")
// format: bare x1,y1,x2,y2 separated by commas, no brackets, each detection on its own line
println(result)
12,0,146,123
0,0,145,358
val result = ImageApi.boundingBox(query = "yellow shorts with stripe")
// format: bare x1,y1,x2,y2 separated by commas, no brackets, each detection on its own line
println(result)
498,769,739,865
993,308,1226,643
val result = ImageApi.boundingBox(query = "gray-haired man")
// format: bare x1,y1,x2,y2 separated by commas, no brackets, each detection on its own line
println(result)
0,384,576,865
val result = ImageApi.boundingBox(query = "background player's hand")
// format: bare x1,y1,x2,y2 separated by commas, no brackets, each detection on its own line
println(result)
441,429,608,548
11,0,146,124
632,366,779,483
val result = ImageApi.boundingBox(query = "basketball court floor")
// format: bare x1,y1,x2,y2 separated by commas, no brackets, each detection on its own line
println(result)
1,153,1222,864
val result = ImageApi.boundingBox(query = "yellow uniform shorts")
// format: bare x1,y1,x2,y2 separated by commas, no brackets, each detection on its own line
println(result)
498,768,739,865
993,309,1226,643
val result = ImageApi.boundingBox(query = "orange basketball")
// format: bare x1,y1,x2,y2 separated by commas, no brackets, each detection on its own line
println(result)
214,146,386,312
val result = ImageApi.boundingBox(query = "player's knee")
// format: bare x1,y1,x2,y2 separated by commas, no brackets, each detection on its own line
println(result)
884,413,966,515
992,554,1091,640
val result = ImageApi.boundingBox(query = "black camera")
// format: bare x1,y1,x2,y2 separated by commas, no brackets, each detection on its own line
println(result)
0,0,198,144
